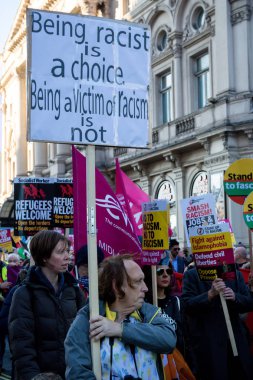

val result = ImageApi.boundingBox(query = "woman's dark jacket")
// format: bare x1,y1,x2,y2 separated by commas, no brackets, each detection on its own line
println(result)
181,268,253,380
0,284,17,336
8,266,85,380
158,295,185,355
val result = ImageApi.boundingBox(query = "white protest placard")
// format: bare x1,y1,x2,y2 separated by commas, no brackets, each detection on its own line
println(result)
180,193,218,246
27,9,151,147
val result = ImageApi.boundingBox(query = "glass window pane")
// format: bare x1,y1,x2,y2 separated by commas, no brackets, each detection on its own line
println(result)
157,180,176,204
157,30,167,52
206,71,211,99
195,53,210,109
161,73,171,90
165,90,172,122
162,92,169,123
161,76,166,89
198,76,204,108
191,172,208,196
192,7,205,31
160,72,172,123
197,8,205,29
197,54,209,72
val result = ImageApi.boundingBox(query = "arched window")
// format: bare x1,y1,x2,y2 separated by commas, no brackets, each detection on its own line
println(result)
156,180,177,237
190,171,208,196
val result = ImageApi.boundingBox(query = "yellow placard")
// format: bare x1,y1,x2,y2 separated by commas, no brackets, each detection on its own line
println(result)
142,210,168,250
224,158,253,181
190,232,233,253
224,158,253,205
0,240,13,253
243,191,253,230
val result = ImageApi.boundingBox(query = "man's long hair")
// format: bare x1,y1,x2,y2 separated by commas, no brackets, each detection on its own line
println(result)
98,254,134,304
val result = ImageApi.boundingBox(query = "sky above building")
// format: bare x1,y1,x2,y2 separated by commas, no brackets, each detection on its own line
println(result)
0,0,21,52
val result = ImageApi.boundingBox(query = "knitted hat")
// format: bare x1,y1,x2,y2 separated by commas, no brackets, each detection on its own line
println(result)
76,245,104,267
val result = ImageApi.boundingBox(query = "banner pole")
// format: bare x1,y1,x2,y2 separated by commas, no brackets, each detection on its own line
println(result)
86,145,101,379
219,293,238,356
151,266,158,306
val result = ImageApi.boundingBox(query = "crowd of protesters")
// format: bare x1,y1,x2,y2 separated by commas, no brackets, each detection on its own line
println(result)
0,234,253,379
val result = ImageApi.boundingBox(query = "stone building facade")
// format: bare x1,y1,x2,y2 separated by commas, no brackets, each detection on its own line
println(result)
1,0,253,247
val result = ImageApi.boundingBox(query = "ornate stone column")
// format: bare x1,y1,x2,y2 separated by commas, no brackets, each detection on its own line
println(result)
0,99,7,198
80,0,112,17
172,32,183,119
33,142,48,176
230,0,252,92
173,167,185,246
214,0,235,96
54,143,72,176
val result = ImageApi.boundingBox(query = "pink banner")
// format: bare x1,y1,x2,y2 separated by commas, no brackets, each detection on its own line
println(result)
115,159,150,236
115,159,163,265
72,147,141,259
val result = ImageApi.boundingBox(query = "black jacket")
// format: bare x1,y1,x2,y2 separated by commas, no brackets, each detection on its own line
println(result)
158,295,185,355
8,266,85,380
181,268,253,380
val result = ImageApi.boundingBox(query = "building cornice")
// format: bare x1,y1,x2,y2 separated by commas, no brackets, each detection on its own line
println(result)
5,0,31,53
4,0,66,53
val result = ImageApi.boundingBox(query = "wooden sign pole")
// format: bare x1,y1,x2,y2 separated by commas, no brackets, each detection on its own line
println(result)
220,293,238,356
86,145,101,379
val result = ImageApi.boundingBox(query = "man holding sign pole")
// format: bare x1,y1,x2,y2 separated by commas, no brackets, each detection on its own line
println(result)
181,268,253,380
65,254,176,379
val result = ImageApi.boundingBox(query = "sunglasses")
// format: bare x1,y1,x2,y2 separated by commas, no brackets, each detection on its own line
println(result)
172,247,180,251
156,268,173,276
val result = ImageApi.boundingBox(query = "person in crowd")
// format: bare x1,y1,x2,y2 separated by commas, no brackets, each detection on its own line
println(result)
237,241,247,248
75,245,104,297
0,268,28,379
0,268,28,338
234,246,249,269
68,252,75,272
0,249,12,375
144,262,185,353
8,230,85,380
7,253,22,290
183,248,194,267
181,267,253,380
169,239,186,273
65,254,177,379
144,263,195,380
156,263,185,354
0,249,12,301
7,253,21,267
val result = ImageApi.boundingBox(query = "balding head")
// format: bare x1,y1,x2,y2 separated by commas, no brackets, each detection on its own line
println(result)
234,246,247,262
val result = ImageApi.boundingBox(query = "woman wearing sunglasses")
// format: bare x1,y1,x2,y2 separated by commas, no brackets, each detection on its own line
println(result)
143,263,184,354
156,263,185,355
143,263,196,379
